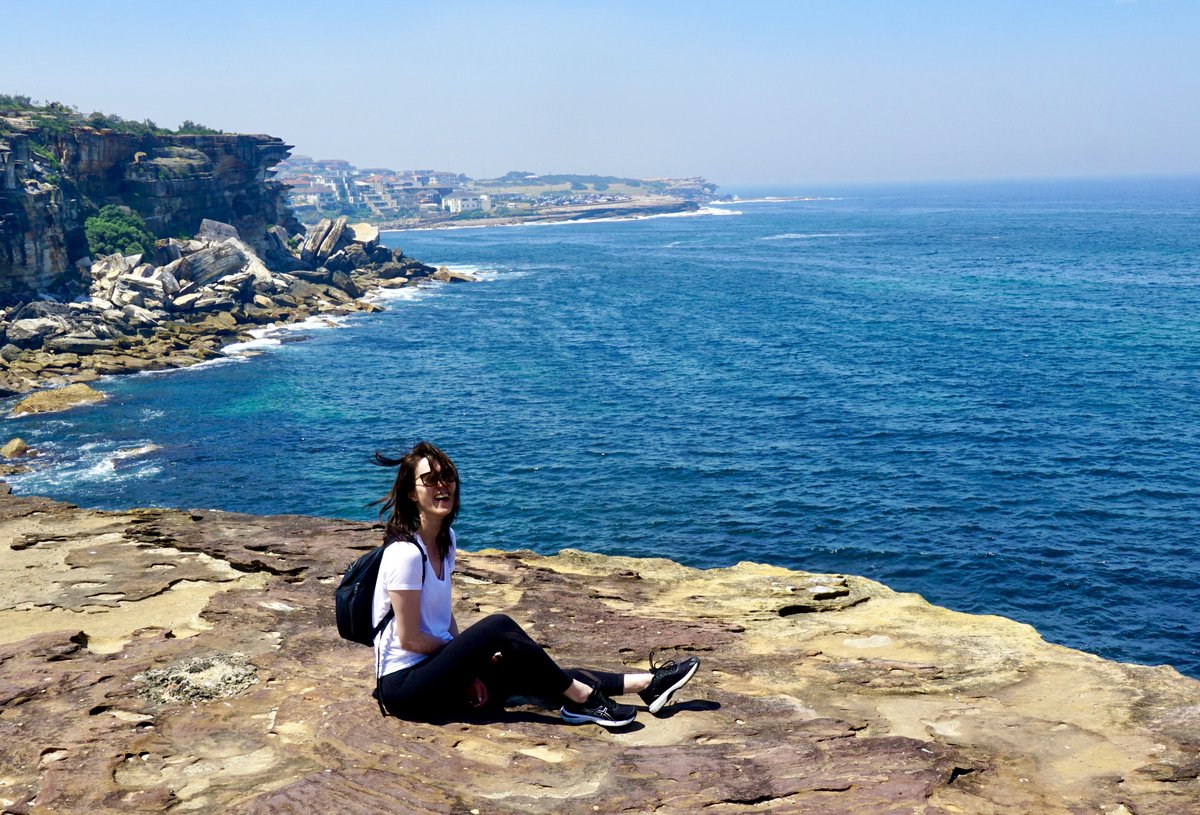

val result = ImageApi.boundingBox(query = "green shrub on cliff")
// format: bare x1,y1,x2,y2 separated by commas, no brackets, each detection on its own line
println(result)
85,205,156,258
176,120,223,135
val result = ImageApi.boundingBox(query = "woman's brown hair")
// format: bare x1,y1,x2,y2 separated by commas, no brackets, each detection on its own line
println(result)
372,441,459,561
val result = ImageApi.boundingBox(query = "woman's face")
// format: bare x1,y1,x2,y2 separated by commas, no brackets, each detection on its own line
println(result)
410,456,457,523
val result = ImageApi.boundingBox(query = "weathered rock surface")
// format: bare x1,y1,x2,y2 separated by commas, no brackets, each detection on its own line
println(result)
0,493,1196,814
8,382,105,416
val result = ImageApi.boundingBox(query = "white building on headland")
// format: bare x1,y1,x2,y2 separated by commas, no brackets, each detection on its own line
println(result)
441,192,493,214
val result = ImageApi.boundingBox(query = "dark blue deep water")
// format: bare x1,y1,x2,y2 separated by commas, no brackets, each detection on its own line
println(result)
5,178,1199,678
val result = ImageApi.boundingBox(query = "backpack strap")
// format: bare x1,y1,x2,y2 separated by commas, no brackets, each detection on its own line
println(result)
370,539,428,642
374,538,429,717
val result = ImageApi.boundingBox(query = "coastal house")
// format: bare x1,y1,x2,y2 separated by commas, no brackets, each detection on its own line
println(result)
441,192,492,214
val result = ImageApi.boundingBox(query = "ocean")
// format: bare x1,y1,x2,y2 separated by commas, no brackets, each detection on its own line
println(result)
4,177,1198,678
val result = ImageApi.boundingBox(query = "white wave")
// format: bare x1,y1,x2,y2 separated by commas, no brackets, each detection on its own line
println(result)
723,196,845,204
8,439,163,489
366,277,445,303
558,205,742,225
126,354,241,379
79,456,161,481
220,336,283,356
111,443,161,461
212,315,352,357
760,232,860,241
384,205,742,234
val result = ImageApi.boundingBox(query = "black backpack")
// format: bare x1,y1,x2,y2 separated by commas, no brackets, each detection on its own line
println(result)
335,538,427,646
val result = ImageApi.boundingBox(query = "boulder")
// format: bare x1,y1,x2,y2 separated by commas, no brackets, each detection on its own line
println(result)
159,267,181,296
368,243,395,264
0,371,35,397
373,261,409,280
5,317,68,348
330,271,363,299
299,219,334,265
88,253,132,284
432,266,480,284
347,221,380,247
170,292,205,311
111,288,145,309
0,438,30,459
194,311,239,333
9,383,106,416
154,239,183,266
185,292,238,312
290,268,333,284
286,279,332,304
9,300,73,321
82,354,158,375
315,216,349,262
117,273,166,295
43,335,117,355
181,242,249,288
322,248,350,273
121,305,160,327
196,219,241,243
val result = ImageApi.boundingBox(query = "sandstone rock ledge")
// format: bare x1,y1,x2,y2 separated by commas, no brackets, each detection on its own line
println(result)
0,493,1196,815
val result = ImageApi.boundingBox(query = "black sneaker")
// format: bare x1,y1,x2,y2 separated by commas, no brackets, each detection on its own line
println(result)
560,688,637,727
639,656,700,714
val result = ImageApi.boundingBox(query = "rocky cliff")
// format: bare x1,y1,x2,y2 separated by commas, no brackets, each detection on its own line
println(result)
1,109,300,299
0,492,1197,814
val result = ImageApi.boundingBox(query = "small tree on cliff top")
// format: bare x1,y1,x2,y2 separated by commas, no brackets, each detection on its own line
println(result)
85,205,156,258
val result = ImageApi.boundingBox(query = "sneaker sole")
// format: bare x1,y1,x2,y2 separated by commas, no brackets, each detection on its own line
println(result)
559,707,636,727
647,660,699,714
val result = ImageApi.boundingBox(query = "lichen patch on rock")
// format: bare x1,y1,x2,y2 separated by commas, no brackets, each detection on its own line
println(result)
136,654,259,704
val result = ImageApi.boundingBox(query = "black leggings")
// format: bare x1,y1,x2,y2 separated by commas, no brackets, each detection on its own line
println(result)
378,613,624,721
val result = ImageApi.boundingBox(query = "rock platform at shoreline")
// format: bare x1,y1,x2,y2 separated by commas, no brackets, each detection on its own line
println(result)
0,217,438,400
0,492,1197,814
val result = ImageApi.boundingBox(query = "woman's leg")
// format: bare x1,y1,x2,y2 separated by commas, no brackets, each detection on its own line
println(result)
565,668,654,696
381,613,576,720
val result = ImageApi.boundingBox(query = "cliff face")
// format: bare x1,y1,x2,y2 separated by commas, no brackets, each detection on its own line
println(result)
1,492,1197,814
0,118,300,299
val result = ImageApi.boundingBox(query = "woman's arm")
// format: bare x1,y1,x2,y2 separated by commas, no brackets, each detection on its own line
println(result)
389,589,451,654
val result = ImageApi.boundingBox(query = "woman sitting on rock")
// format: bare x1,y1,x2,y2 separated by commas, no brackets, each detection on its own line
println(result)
370,441,699,727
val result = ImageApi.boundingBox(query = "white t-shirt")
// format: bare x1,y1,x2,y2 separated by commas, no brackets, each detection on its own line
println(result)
372,531,456,676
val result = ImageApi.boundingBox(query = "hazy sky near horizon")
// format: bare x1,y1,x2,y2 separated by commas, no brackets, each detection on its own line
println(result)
5,0,1198,186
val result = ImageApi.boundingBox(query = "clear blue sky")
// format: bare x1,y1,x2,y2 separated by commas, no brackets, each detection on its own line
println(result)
4,0,1198,186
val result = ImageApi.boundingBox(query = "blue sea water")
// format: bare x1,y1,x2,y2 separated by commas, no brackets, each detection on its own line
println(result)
4,178,1199,678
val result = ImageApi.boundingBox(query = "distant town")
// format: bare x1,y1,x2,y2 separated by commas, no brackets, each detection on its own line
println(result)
274,156,720,230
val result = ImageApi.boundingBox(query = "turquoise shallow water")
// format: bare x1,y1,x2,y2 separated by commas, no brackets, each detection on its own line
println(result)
4,178,1199,678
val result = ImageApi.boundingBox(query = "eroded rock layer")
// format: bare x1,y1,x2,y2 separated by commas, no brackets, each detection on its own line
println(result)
0,493,1196,814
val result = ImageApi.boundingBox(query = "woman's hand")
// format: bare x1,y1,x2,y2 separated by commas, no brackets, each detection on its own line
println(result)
465,678,489,708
